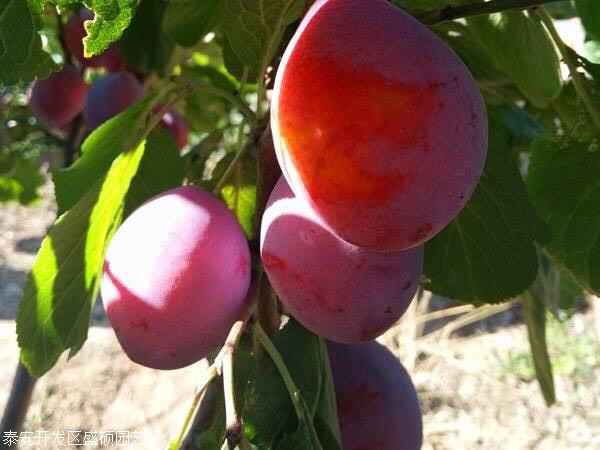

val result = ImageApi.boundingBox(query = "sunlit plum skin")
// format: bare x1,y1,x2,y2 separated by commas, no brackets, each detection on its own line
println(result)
327,341,423,450
101,186,252,370
28,65,89,128
159,110,189,151
64,10,124,71
271,0,488,251
260,178,422,343
83,73,144,129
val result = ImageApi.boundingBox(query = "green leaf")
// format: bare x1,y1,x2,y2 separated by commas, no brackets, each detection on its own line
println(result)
119,0,175,75
275,423,319,450
467,11,562,107
220,152,257,238
81,0,137,56
528,136,600,295
576,0,600,41
0,157,45,205
424,113,549,303
0,177,23,202
124,127,185,216
181,64,236,132
530,256,583,316
53,97,155,213
163,0,219,48
584,40,600,64
243,319,325,448
522,292,556,406
221,0,305,82
0,0,57,86
17,139,147,376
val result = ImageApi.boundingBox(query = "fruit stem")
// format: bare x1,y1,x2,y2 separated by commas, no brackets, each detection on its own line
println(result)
538,7,600,131
170,365,219,450
417,0,562,25
170,75,257,124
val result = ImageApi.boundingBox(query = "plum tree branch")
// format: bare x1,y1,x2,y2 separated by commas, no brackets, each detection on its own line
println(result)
417,0,565,25
537,7,600,131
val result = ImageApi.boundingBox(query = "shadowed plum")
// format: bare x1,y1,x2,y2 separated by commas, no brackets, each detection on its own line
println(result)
327,341,423,450
261,178,422,343
64,9,124,71
83,73,144,129
101,186,252,370
159,110,189,150
28,65,89,128
271,0,488,251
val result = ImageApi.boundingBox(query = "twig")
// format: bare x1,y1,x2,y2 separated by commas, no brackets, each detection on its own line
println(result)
55,9,72,66
63,115,85,167
436,300,519,340
257,272,280,336
415,303,476,325
0,362,36,441
538,7,600,131
215,316,250,449
417,0,563,25
170,76,256,124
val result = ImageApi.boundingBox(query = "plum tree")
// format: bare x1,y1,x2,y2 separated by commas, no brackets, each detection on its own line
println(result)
100,186,252,370
83,72,144,129
64,9,124,71
159,110,189,151
327,341,423,450
261,178,422,343
271,0,488,251
28,65,89,129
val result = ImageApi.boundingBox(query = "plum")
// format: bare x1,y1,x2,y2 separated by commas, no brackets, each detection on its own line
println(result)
327,341,423,450
64,9,124,71
83,72,144,129
28,65,88,128
159,110,189,151
101,186,252,370
261,178,422,343
271,0,488,251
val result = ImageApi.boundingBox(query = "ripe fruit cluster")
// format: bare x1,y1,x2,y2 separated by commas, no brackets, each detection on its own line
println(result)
96,0,485,446
263,0,487,342
27,9,188,150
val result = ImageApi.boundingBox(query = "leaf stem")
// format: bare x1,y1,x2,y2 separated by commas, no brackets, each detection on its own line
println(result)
253,323,322,447
253,323,305,419
170,76,257,124
538,7,600,131
417,0,564,25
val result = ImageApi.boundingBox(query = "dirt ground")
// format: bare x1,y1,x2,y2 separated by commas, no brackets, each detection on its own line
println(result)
1,185,599,450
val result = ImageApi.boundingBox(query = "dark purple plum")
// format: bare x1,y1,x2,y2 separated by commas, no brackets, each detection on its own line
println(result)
327,341,423,450
159,110,189,151
83,72,144,129
28,65,88,128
